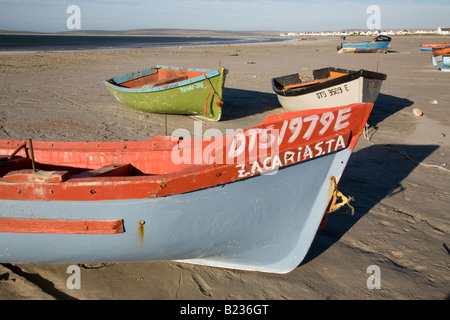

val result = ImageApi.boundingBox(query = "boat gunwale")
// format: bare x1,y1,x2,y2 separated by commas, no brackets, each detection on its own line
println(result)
103,65,224,93
0,139,350,202
421,43,450,48
0,103,374,201
271,67,387,97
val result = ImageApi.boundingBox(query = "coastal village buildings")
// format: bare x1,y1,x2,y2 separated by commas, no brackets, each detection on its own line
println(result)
280,27,450,37
437,27,450,35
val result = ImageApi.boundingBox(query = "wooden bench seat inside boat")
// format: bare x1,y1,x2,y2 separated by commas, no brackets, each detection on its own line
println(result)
3,169,70,183
70,163,132,179
153,74,188,86
2,163,136,182
140,74,189,88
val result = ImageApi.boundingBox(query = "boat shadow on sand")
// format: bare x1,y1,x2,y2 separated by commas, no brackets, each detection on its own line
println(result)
302,143,439,266
220,87,281,120
220,89,413,125
368,93,414,128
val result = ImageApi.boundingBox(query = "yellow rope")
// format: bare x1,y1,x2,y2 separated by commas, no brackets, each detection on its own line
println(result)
330,190,355,215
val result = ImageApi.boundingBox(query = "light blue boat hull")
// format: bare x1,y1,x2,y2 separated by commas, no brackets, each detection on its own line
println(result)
0,149,351,274
340,35,391,53
342,41,390,50
432,55,439,67
436,55,450,72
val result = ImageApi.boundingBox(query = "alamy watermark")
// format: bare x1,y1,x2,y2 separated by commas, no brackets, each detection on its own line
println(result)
366,5,381,30
170,120,282,176
366,265,381,289
66,265,81,289
169,108,352,179
170,108,351,167
66,5,81,30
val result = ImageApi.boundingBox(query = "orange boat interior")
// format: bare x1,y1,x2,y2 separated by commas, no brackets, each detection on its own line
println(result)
432,47,450,55
282,70,347,90
117,68,206,89
0,138,194,182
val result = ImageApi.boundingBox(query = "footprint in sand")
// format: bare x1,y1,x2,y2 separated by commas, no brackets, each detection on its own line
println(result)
192,274,216,297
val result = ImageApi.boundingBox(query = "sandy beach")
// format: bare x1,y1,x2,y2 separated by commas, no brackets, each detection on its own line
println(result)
0,36,449,300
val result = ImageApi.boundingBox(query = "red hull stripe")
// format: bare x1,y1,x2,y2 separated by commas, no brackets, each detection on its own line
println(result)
0,218,123,234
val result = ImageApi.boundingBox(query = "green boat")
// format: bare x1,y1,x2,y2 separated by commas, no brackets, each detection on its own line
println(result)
104,65,227,121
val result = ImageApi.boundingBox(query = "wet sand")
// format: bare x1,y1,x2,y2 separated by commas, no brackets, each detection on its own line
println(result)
0,36,449,300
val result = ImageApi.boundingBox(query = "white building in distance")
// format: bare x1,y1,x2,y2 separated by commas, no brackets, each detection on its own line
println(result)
437,27,450,35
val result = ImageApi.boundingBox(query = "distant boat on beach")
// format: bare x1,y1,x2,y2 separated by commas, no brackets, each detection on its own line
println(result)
337,35,391,53
104,65,226,121
0,103,373,273
432,47,450,55
271,67,386,112
419,43,450,51
436,55,450,72
431,47,450,67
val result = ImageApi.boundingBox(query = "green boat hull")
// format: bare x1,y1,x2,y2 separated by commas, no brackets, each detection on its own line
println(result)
104,66,226,121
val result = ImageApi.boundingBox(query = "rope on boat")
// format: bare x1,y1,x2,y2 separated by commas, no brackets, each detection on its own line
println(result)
318,177,354,230
363,123,450,172
330,189,355,215
326,176,355,216
203,74,223,115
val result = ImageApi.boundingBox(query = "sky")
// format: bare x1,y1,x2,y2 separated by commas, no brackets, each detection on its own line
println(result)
1,0,449,33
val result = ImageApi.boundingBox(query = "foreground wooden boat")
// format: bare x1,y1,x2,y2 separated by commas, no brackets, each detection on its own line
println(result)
337,35,391,53
338,47,387,54
272,67,386,112
420,43,450,51
104,65,226,121
0,103,373,273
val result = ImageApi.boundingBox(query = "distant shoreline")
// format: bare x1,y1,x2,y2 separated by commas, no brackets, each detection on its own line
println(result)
0,28,282,37
0,33,291,51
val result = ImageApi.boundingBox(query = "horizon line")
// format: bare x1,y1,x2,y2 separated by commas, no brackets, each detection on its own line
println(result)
1,26,445,35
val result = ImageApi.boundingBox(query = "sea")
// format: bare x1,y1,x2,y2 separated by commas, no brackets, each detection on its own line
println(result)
0,34,287,51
